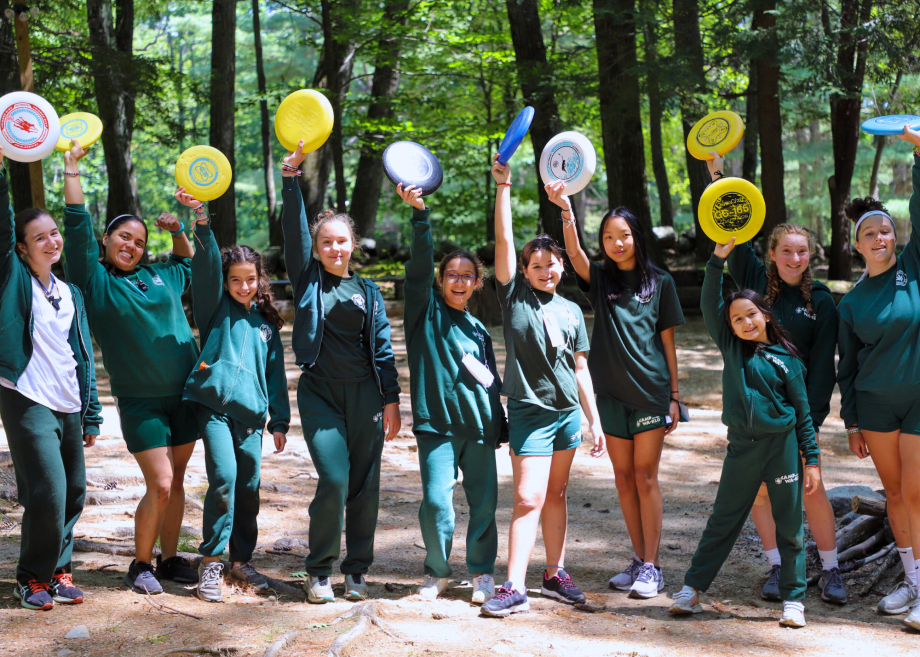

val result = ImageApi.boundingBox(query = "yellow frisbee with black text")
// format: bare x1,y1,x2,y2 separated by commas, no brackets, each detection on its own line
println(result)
274,89,334,154
174,146,233,202
55,112,103,152
698,177,765,245
687,110,744,160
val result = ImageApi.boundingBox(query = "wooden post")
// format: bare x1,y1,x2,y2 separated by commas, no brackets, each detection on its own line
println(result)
12,5,45,209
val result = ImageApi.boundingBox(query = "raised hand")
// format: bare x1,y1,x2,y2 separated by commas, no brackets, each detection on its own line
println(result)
706,151,725,181
174,187,202,209
545,180,572,212
713,236,737,260
897,125,920,149
63,139,87,167
155,212,182,234
283,140,306,173
491,153,510,185
397,183,425,210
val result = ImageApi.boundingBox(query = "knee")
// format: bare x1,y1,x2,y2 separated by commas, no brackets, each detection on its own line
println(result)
148,476,173,503
633,467,658,496
545,481,568,503
613,468,636,492
884,484,905,507
514,492,545,515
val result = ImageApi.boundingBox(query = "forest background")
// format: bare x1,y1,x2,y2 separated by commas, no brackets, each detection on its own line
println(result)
2,0,920,281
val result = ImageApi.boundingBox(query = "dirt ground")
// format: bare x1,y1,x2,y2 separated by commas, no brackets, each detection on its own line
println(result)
1,304,917,656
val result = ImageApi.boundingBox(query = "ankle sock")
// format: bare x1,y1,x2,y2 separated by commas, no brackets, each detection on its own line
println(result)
765,548,781,567
818,548,838,571
897,547,916,585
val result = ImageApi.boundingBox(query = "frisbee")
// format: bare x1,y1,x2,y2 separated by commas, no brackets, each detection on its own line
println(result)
687,110,744,160
274,89,334,154
861,114,920,136
0,91,60,163
382,141,443,196
698,177,765,245
174,146,233,202
538,131,597,195
497,106,534,164
55,112,103,151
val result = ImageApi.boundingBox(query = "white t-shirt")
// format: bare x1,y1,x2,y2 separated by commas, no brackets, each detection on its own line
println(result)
0,276,82,413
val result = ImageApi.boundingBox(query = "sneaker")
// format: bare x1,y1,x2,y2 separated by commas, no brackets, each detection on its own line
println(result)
229,562,268,590
878,580,918,615
157,555,199,583
124,559,163,595
818,567,847,605
197,561,224,603
668,585,702,615
761,565,781,601
628,563,664,599
779,600,806,628
50,571,84,604
609,556,643,591
13,580,54,610
540,569,586,605
480,582,530,617
418,575,449,600
904,601,920,631
344,574,368,601
305,575,334,604
472,574,495,604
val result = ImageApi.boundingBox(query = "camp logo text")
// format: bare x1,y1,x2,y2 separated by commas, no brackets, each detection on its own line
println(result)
260,325,273,343
1,102,50,150
763,352,789,373
547,142,583,183
774,473,799,485
373,411,383,422
351,293,366,310
189,157,219,187
712,192,752,232
795,306,816,320
636,415,661,428
696,117,730,146
62,119,89,139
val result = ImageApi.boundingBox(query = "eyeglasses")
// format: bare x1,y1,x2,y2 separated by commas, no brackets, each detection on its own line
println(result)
444,273,477,284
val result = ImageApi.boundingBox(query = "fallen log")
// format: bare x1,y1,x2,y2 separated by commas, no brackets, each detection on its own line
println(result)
838,528,887,563
860,548,901,597
851,496,887,518
835,514,883,553
72,540,198,563
808,542,897,586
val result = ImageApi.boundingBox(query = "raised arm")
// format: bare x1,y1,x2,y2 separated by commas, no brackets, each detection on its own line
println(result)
279,141,312,302
399,184,433,334
0,151,14,283
897,127,920,261
726,239,768,293
546,181,590,282
189,221,222,344
62,140,86,205
701,242,737,353
62,151,104,292
492,154,516,285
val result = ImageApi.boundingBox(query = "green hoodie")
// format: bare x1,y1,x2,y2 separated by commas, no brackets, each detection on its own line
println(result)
727,240,837,429
703,254,818,464
62,204,199,398
181,223,291,433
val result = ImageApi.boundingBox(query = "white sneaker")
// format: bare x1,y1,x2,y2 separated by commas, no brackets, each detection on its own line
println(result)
418,575,449,600
668,585,702,615
779,600,806,628
471,574,495,604
305,575,334,604
904,601,920,631
878,580,918,615
609,556,643,591
344,574,367,601
628,563,664,599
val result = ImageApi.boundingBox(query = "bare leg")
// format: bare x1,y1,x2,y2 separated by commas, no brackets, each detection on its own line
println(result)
750,483,778,552
631,427,666,566
898,434,920,553
540,449,578,578
864,430,910,547
158,442,197,560
507,454,552,592
132,447,174,564
803,452,837,553
607,435,644,559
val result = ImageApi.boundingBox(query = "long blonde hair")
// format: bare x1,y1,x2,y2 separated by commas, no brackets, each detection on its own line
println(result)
764,223,816,315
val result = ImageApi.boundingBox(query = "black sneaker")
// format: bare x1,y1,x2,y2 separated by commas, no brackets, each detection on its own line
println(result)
818,567,848,605
761,565,781,601
50,570,84,604
480,582,530,617
157,555,199,583
124,559,163,594
540,569,586,604
13,580,54,610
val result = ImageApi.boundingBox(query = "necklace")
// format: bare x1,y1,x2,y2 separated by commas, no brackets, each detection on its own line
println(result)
33,273,61,311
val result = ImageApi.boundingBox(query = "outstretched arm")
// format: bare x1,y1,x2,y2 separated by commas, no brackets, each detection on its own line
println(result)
546,181,590,282
492,154,516,285
63,140,87,205
186,188,222,344
400,184,433,334
279,141,311,302
701,239,737,353
156,188,194,259
0,148,14,283
898,126,920,259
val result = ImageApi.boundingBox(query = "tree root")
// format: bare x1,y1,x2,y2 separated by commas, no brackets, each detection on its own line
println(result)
143,589,203,620
157,647,240,656
263,576,307,602
325,602,401,657
262,630,305,657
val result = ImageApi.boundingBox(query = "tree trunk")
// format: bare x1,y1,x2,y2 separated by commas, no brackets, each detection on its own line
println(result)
869,71,902,200
0,2,32,214
796,127,807,224
642,0,673,226
252,0,279,246
742,64,759,185
753,1,786,233
208,0,237,247
86,0,141,222
350,0,410,239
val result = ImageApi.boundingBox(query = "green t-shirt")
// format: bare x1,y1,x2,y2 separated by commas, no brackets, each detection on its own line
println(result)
577,262,684,414
306,272,370,381
496,272,589,411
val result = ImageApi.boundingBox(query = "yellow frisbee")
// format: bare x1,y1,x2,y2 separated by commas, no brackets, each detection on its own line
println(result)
174,146,233,202
687,110,744,160
274,89,334,154
55,112,103,152
698,177,765,245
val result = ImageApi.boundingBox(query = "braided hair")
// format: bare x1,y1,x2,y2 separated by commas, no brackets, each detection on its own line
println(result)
763,223,816,315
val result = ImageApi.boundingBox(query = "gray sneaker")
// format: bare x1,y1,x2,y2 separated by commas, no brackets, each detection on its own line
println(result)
344,574,368,601
878,580,918,615
305,575,335,604
904,601,920,631
124,559,163,595
197,561,224,602
818,567,847,605
229,562,268,589
761,565,781,601
609,556,643,591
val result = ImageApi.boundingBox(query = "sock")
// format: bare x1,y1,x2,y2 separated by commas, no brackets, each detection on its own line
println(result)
915,558,920,586
818,548,838,571
765,548,781,567
897,547,916,585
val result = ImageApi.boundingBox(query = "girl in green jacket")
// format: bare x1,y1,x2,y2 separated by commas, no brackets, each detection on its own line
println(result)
61,144,201,595
0,145,102,611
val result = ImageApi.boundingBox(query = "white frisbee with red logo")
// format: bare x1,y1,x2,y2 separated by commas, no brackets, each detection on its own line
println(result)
0,92,61,163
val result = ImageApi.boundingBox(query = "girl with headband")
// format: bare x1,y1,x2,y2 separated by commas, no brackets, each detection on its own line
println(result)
0,144,102,610
396,182,505,604
837,126,920,630
281,141,401,604
61,142,201,595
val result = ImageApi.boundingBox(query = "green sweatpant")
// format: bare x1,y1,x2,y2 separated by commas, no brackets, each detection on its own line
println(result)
0,387,85,585
197,407,262,562
416,432,498,578
684,429,806,601
298,374,385,576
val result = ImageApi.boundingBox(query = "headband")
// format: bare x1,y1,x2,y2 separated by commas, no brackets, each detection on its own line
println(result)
854,210,896,239
106,214,141,234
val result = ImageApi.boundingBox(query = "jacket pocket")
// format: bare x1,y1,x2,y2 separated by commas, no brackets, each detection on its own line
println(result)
185,360,268,421
749,392,794,437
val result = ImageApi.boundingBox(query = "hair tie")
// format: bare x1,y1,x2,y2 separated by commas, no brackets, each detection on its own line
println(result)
106,214,140,234
854,210,896,240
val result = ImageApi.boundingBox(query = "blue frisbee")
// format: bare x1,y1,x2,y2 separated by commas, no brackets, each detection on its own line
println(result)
861,114,920,136
497,106,534,164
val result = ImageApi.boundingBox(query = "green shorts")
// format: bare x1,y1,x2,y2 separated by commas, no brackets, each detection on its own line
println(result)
598,396,669,440
116,395,199,454
856,395,920,435
507,399,582,456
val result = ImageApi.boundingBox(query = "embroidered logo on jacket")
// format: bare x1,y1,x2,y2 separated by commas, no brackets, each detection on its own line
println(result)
794,306,816,320
260,325,272,343
352,293,366,310
373,411,383,422
775,473,799,485
897,270,908,287
763,352,789,374
151,274,165,286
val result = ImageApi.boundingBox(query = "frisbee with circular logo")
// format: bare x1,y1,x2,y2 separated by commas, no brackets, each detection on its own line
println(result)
687,110,744,161
497,106,534,164
861,114,920,136
55,112,103,151
274,89,334,154
174,146,233,202
698,177,765,245
0,91,60,163
538,131,596,195
382,141,443,196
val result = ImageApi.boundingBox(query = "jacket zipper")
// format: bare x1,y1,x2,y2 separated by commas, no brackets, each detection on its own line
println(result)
370,295,383,396
221,308,250,406
74,302,92,425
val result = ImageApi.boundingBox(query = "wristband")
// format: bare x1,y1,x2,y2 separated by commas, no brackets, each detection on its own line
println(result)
63,171,80,177
170,222,186,237
804,464,819,469
846,427,861,435
712,170,725,180
914,146,920,158
496,182,511,187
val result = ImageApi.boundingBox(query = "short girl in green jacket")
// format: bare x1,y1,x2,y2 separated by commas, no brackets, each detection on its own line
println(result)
669,239,820,629
0,146,102,611
61,144,200,595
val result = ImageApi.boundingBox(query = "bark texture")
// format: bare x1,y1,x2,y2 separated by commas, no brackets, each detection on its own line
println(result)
753,0,786,233
209,0,238,247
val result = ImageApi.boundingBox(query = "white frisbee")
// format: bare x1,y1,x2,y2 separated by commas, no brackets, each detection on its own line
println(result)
539,131,596,195
0,91,60,163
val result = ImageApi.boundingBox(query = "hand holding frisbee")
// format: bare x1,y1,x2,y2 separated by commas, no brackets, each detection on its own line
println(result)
539,131,596,195
497,106,534,164
275,89,334,154
55,112,103,152
491,153,511,186
396,183,425,210
861,114,920,136
281,140,306,175
706,151,725,181
712,236,737,260
62,139,87,167
896,124,920,148
0,91,61,163
383,141,443,196
545,181,573,213
174,145,232,202
174,187,202,208
687,110,744,160
698,177,765,245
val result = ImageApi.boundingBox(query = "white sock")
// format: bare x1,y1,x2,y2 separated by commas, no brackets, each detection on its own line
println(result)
897,547,916,585
818,548,838,571
765,548,781,567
